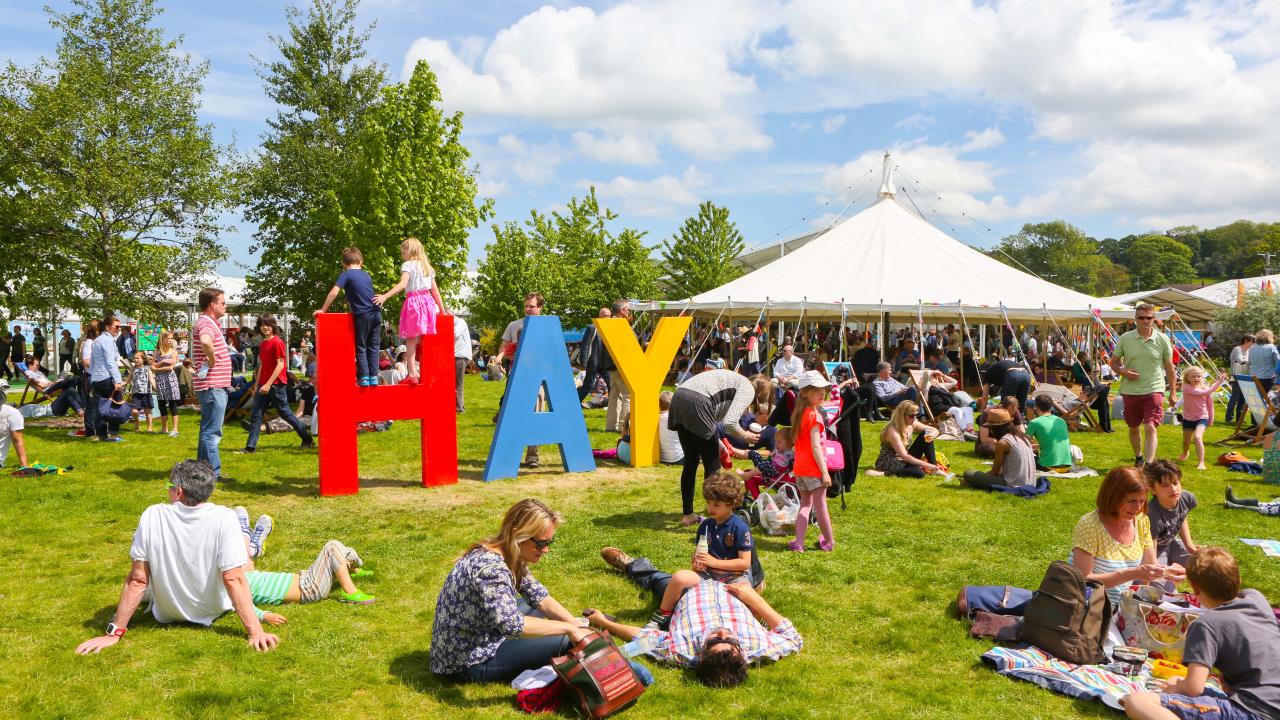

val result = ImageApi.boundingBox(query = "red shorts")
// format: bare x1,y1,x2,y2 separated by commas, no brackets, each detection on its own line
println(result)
1122,392,1165,428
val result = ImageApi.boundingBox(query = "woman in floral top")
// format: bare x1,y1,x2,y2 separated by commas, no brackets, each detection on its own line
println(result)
430,499,590,682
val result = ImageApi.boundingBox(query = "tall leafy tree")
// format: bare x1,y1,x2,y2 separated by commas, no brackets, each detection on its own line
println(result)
470,189,659,331
990,220,1125,296
329,61,491,314
660,201,746,299
0,0,230,319
242,0,385,312
1124,234,1197,289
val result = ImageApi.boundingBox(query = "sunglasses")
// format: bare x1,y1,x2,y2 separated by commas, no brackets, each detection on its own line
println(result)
1136,316,1155,320
704,633,741,654
529,537,555,550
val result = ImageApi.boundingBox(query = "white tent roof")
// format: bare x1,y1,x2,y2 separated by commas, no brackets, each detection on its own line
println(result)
1189,274,1280,306
638,165,1132,321
1101,288,1226,324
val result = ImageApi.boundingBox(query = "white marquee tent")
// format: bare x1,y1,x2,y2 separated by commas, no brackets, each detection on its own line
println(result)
637,154,1133,324
1190,274,1280,306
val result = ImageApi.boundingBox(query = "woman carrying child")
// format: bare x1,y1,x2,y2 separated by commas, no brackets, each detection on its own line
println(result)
373,237,446,386
152,331,182,437
788,370,835,552
875,401,941,477
960,408,1035,490
1177,366,1227,470
128,351,155,433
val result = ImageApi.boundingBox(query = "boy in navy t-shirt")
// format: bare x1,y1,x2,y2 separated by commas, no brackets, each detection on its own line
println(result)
645,471,755,629
314,247,380,386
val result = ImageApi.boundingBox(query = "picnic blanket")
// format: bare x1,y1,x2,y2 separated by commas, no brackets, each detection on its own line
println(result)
1240,538,1280,557
1037,466,1098,479
1228,462,1264,475
982,645,1226,711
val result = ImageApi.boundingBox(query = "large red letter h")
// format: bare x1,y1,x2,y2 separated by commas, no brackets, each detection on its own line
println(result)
315,313,458,496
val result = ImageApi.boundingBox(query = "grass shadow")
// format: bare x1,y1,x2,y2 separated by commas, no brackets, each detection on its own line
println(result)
112,467,168,483
594,510,679,532
388,651,511,709
224,475,318,498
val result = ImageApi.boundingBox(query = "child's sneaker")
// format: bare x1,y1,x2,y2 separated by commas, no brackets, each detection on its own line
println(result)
336,590,376,605
786,540,805,552
645,609,672,631
167,430,179,438
233,506,251,538
343,546,363,568
351,568,374,579
250,514,274,558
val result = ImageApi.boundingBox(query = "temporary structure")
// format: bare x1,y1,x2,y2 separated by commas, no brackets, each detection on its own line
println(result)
1102,288,1226,327
1190,274,1280,307
636,153,1133,323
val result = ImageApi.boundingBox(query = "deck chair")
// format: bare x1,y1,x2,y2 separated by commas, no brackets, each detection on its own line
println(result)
1218,375,1278,446
1030,384,1099,433
908,369,940,426
15,363,51,406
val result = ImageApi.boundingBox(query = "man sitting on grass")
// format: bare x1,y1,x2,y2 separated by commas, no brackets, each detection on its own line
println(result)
589,546,801,688
74,460,280,654
1123,546,1280,720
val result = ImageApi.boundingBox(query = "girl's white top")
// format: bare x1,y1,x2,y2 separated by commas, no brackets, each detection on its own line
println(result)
402,261,433,293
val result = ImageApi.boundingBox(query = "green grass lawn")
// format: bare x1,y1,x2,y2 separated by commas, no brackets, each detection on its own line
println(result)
2,377,1279,719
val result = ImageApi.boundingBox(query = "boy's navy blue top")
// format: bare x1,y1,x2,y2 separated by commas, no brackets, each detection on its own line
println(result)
697,514,753,561
336,268,375,315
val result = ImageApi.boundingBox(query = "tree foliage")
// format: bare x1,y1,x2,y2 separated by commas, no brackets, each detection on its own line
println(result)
0,0,230,320
659,201,746,300
1212,291,1280,359
241,0,385,312
469,189,660,332
1124,234,1197,289
328,61,491,316
990,220,1129,296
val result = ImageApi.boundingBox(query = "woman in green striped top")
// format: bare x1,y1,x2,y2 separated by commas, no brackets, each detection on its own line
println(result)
247,539,375,625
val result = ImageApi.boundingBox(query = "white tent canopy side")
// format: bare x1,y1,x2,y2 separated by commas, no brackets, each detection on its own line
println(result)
635,176,1133,322
1101,288,1227,325
1189,274,1280,306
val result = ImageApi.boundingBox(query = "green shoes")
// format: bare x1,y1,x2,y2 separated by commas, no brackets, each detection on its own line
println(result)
337,590,376,605
351,568,374,579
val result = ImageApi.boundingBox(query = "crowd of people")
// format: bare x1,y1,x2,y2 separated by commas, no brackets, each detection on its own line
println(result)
6,259,1274,718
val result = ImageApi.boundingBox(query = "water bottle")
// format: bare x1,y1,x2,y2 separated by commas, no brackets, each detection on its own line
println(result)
622,633,659,658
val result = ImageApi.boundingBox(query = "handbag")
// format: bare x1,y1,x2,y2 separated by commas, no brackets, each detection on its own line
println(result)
551,630,645,719
1264,430,1280,485
821,438,845,471
98,391,131,423
1115,587,1201,663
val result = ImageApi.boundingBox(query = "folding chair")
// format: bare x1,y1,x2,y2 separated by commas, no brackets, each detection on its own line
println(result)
1218,375,1278,446
15,363,51,406
908,369,940,426
1030,384,1099,433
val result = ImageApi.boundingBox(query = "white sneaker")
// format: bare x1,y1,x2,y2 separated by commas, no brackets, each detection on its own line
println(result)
168,431,179,438
233,506,251,538
250,514,274,558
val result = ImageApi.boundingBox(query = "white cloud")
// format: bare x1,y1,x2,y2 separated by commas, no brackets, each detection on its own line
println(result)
957,127,1004,153
401,1,777,159
493,133,565,184
586,165,711,217
894,112,935,132
572,131,660,165
821,114,845,134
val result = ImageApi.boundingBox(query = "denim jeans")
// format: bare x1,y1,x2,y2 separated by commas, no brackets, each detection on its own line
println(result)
245,384,312,450
82,375,97,435
353,310,382,379
454,357,467,411
1226,380,1244,423
92,378,121,439
197,387,228,475
460,635,571,683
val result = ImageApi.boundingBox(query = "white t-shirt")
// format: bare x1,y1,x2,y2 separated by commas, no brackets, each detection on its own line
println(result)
129,502,248,626
453,316,471,359
773,355,804,379
401,261,433,292
659,411,684,464
0,405,24,466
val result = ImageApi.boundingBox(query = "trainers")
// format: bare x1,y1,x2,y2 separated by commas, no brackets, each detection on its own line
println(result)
337,590,376,605
167,430,179,438
250,514,274,558
343,546,363,568
233,506,251,538
216,475,237,483
600,547,634,572
786,540,805,552
104,436,124,443
235,447,256,455
1134,455,1145,468
351,568,374,579
648,609,672,631
299,437,315,449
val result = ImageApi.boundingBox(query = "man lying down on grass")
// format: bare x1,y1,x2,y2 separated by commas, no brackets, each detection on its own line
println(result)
586,546,803,688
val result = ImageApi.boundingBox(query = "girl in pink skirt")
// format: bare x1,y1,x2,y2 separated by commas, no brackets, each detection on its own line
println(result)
374,237,444,385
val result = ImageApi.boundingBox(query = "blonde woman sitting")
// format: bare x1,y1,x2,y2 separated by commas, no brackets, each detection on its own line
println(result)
874,401,941,478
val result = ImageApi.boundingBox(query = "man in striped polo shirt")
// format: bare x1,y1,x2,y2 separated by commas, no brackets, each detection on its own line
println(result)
193,287,234,482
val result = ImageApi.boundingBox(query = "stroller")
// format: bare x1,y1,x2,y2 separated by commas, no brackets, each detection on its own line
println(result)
735,394,846,530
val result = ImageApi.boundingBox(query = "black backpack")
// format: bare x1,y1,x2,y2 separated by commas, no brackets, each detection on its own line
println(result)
1019,561,1112,664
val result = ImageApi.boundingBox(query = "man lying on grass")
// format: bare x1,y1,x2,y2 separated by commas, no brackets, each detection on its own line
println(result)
589,547,802,688
74,460,280,654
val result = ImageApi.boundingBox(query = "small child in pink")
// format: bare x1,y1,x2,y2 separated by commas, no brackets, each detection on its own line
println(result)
1177,366,1227,470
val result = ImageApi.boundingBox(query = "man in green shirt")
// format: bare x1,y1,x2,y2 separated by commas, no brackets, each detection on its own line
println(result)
1108,303,1177,468
1027,395,1072,468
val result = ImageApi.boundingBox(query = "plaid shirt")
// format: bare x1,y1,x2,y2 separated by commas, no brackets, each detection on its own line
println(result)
635,579,802,667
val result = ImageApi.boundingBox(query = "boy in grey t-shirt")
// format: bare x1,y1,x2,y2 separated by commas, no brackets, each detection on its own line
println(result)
1123,547,1280,720
1144,461,1199,569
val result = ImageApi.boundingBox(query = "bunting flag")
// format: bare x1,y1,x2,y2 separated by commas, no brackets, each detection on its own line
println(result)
1238,280,1246,308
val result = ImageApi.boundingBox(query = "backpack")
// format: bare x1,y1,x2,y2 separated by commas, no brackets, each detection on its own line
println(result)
1019,560,1112,664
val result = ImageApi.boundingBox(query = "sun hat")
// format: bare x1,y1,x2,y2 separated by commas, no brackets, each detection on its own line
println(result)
795,370,832,389
984,408,1012,426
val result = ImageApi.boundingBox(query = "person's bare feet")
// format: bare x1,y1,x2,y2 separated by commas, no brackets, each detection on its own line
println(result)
1177,453,1189,461
679,513,703,527
1196,464,1207,470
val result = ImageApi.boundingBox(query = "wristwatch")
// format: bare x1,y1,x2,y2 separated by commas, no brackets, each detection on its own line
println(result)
105,622,127,637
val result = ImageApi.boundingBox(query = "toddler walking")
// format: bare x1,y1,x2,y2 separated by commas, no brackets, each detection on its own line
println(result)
1177,366,1226,470
373,237,445,385
788,370,835,552
128,352,155,433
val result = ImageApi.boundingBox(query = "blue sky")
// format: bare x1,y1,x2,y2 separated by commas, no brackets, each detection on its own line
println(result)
5,0,1280,277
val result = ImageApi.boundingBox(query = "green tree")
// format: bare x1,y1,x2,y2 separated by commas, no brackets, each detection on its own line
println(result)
990,220,1125,296
1198,220,1275,278
1125,234,1197,289
1212,291,1280,358
1094,261,1132,295
470,189,658,332
0,0,230,319
659,201,746,299
241,0,386,312
328,61,491,316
